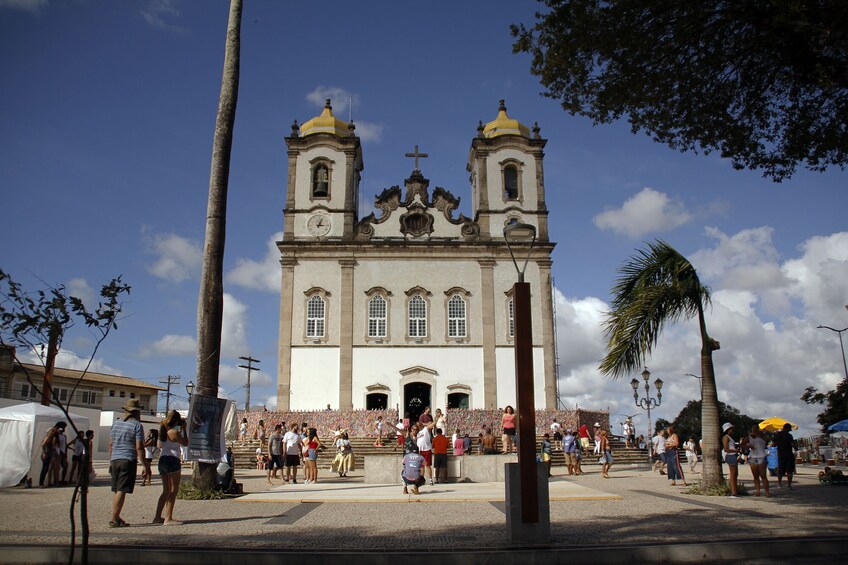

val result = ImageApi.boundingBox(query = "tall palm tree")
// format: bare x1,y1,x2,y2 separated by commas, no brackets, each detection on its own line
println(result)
599,240,723,487
195,0,242,489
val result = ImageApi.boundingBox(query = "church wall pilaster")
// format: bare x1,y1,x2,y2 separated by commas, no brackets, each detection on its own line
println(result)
276,257,298,411
478,258,497,409
338,258,357,409
538,259,557,409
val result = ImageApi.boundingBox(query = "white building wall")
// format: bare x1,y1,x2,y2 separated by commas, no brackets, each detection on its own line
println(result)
352,347,484,410
290,347,341,410
352,258,484,346
495,346,548,409
291,259,343,345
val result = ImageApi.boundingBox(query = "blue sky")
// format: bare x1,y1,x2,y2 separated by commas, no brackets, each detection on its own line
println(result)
2,0,846,436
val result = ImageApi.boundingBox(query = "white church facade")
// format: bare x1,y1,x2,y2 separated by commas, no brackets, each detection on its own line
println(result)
276,100,557,420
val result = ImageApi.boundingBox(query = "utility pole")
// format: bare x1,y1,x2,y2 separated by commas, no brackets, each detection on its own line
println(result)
159,375,180,414
238,356,260,412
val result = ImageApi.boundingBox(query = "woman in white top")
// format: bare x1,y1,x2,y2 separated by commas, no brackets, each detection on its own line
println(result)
722,422,740,497
153,410,188,525
747,425,770,497
435,409,447,439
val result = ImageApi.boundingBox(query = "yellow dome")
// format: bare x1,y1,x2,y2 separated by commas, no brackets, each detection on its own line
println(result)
300,99,352,138
482,100,530,138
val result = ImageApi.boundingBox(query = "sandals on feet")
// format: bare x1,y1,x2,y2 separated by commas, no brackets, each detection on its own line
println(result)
109,518,129,528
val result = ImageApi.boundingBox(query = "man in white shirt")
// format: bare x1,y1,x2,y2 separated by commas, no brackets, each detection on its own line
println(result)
623,418,634,448
652,430,667,474
392,418,406,453
416,421,435,486
550,419,563,451
282,424,302,484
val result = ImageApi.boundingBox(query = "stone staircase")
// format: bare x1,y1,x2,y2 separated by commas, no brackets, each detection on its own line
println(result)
230,435,650,471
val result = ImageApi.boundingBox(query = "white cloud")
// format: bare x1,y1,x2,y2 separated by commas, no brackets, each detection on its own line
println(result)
226,232,283,292
144,231,202,282
139,0,184,32
782,232,848,324
554,229,848,437
221,293,249,358
138,334,196,358
137,293,251,359
0,0,47,13
304,87,383,142
352,120,383,143
65,278,96,308
594,187,691,237
306,87,358,114
18,346,122,376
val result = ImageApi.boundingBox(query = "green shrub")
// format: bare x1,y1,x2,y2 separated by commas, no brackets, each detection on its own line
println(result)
684,480,749,497
177,482,226,500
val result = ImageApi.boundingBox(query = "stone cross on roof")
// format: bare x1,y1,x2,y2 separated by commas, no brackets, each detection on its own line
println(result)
404,145,429,172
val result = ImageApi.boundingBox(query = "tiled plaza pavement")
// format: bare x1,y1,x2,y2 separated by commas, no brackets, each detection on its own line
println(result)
0,459,846,562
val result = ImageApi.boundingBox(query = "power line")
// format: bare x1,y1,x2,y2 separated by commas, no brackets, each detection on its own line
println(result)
158,375,180,413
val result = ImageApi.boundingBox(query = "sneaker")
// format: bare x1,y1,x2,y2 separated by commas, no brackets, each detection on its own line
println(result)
729,495,739,499
429,480,434,486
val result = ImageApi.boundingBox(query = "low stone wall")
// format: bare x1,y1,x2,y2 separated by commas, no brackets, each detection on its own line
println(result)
239,408,609,441
363,454,518,484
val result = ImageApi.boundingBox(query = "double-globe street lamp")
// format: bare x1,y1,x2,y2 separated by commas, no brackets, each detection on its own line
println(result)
503,221,549,542
631,368,663,463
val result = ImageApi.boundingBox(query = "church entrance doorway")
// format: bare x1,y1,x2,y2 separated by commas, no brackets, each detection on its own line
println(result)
366,393,388,410
403,382,431,423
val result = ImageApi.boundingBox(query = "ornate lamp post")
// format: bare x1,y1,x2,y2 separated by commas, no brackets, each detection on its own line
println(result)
503,221,548,542
631,368,663,463
185,381,195,400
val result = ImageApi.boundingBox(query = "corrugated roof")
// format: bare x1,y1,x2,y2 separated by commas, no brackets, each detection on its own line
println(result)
16,363,164,391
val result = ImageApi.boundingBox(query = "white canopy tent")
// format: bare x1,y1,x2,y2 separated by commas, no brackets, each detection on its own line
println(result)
0,402,90,488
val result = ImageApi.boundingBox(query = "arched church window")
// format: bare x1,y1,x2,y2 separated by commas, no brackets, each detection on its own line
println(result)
368,294,387,338
306,294,325,338
312,164,330,198
504,164,519,200
408,295,427,338
447,294,467,338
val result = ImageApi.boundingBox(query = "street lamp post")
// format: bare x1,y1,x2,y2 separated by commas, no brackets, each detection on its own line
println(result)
185,381,195,402
817,325,848,381
631,368,663,464
503,221,549,543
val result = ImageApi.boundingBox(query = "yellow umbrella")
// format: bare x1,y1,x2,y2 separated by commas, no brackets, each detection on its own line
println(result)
758,417,799,432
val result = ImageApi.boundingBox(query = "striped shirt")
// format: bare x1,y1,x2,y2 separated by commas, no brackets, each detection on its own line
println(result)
110,418,144,461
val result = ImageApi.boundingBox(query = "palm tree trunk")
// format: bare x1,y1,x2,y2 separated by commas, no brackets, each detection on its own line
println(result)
697,305,723,487
194,0,242,489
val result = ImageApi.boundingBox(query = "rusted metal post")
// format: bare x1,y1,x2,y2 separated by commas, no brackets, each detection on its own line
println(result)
513,281,538,523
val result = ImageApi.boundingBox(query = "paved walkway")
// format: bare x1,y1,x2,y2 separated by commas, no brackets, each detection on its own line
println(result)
0,460,846,563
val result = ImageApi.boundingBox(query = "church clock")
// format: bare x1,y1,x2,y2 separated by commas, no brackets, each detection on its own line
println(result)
307,213,331,237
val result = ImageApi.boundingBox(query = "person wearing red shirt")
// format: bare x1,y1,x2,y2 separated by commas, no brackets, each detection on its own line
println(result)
431,427,451,484
578,424,591,451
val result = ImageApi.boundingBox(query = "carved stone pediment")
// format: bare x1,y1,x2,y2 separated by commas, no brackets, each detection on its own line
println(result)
399,203,434,237
354,169,481,241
